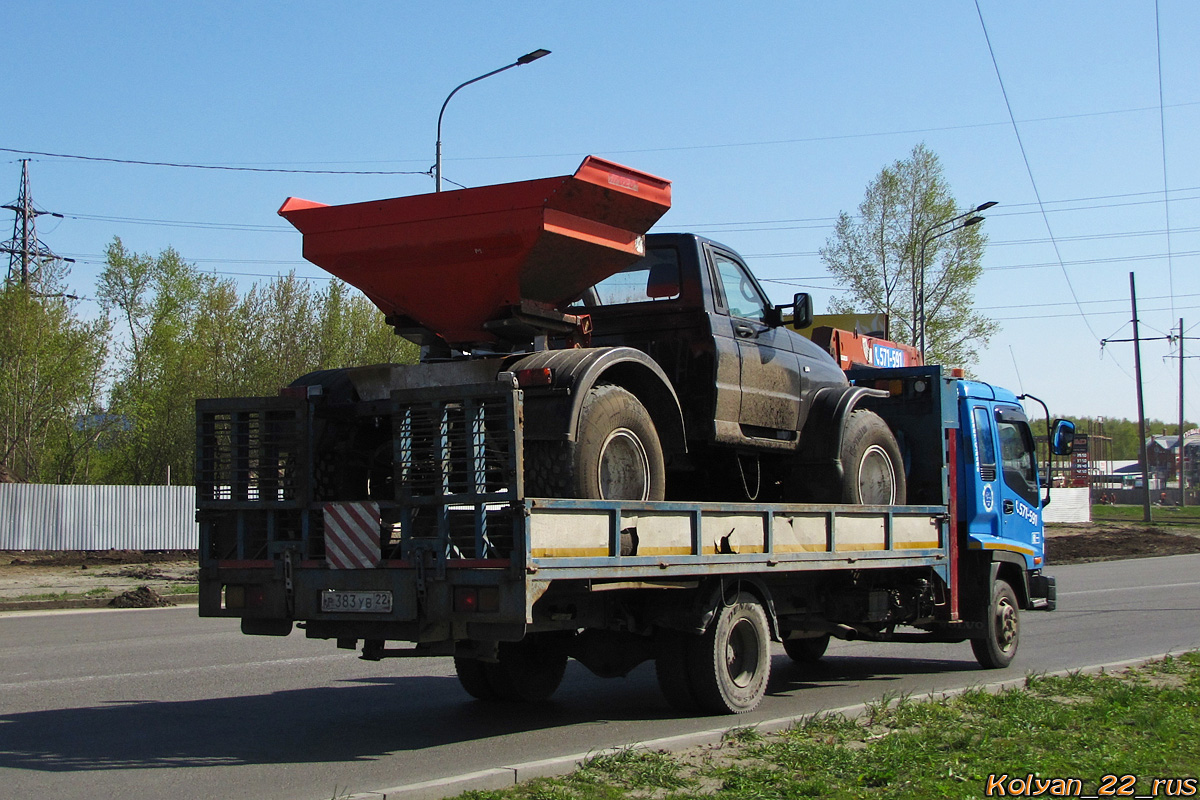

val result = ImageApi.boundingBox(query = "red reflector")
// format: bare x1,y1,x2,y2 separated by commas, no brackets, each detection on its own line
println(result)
515,368,553,388
454,587,479,613
245,586,267,609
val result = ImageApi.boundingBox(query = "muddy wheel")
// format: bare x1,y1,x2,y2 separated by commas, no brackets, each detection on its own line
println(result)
971,579,1020,669
839,409,905,505
654,630,700,712
687,592,771,714
782,633,830,663
527,384,665,501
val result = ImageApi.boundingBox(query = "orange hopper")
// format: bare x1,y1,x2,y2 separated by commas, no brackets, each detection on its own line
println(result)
278,156,671,347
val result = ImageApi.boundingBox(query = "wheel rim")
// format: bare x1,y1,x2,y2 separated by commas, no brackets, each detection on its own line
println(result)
857,444,896,505
597,428,650,500
994,595,1018,654
725,617,761,688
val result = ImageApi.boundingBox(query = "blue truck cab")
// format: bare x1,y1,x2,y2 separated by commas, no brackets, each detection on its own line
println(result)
957,380,1067,613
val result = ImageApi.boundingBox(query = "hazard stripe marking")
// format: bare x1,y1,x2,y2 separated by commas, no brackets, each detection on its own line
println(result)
324,502,380,569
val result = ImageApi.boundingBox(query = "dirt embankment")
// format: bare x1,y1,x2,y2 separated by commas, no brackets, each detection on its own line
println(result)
0,550,198,608
1045,521,1200,563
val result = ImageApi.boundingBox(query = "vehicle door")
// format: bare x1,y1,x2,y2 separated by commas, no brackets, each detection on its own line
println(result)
994,406,1043,550
707,247,801,435
964,403,1001,540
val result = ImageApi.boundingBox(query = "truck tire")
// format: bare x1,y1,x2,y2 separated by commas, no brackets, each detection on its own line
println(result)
687,592,771,714
528,384,665,501
971,579,1020,669
782,633,830,663
456,635,569,703
839,409,905,505
454,656,501,701
654,630,700,713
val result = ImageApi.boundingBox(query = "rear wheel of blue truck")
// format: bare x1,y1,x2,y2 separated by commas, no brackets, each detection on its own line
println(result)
454,635,569,703
783,633,830,663
527,384,666,501
659,592,770,715
971,579,1020,669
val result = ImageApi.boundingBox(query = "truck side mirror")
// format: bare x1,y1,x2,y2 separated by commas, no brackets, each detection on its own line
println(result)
789,293,813,330
1050,418,1075,456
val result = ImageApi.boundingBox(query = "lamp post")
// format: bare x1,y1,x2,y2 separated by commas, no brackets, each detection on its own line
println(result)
917,200,997,361
434,49,551,192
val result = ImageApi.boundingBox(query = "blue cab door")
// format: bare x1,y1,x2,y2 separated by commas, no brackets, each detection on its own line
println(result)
960,393,1045,568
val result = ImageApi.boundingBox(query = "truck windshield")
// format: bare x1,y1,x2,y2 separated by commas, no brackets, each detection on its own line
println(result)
573,247,680,306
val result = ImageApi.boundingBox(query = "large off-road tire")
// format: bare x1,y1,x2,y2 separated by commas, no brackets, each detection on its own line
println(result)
455,635,569,703
688,592,772,714
839,409,905,505
971,579,1020,669
782,633,830,663
526,384,665,501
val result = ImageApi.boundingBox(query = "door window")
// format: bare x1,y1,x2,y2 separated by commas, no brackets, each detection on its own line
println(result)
997,418,1039,506
712,252,768,321
971,406,996,481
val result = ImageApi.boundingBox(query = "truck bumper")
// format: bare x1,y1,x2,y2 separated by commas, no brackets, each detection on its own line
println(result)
1028,572,1057,611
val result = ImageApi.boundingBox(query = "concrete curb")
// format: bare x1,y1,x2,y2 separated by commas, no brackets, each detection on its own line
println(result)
343,653,1178,800
0,592,198,613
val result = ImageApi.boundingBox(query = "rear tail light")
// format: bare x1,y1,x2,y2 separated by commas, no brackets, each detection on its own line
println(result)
454,586,500,613
515,368,553,388
222,584,266,610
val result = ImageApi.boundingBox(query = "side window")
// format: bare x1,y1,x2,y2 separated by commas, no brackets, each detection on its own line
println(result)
972,406,996,482
997,418,1039,506
712,252,768,321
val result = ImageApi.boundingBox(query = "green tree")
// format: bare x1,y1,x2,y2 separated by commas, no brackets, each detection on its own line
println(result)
0,262,109,482
97,238,213,484
821,143,998,369
96,238,418,485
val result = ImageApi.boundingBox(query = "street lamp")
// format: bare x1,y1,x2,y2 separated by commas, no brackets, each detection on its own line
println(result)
917,200,997,361
434,48,551,192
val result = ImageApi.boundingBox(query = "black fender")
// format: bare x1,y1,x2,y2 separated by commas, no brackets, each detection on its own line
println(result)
795,384,890,476
507,346,686,456
647,576,781,640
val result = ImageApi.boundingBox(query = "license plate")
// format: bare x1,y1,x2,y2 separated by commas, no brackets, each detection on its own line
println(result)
320,590,393,614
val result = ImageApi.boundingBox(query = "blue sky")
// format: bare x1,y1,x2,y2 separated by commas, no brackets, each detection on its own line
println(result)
3,1,1197,425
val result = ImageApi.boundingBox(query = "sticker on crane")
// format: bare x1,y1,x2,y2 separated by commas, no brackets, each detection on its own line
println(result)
323,502,381,569
870,342,907,368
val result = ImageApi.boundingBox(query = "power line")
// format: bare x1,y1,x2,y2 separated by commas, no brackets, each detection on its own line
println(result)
975,0,1102,341
1155,0,1176,319
0,147,433,176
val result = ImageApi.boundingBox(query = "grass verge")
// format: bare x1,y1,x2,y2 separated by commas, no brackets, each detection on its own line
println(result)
458,653,1200,800
1092,504,1200,528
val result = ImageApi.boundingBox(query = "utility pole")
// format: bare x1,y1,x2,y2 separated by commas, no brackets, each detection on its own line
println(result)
1179,318,1186,507
1130,273,1152,523
1,160,71,287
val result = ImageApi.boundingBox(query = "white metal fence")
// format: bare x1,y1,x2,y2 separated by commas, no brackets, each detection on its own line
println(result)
0,484,197,550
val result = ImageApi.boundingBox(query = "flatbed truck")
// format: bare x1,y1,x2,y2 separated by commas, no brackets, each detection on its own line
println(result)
196,157,1072,713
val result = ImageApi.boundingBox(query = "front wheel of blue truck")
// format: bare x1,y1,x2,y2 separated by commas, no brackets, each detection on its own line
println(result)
971,579,1020,669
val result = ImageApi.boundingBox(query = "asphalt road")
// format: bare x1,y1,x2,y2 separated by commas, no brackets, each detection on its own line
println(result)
2,554,1199,800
